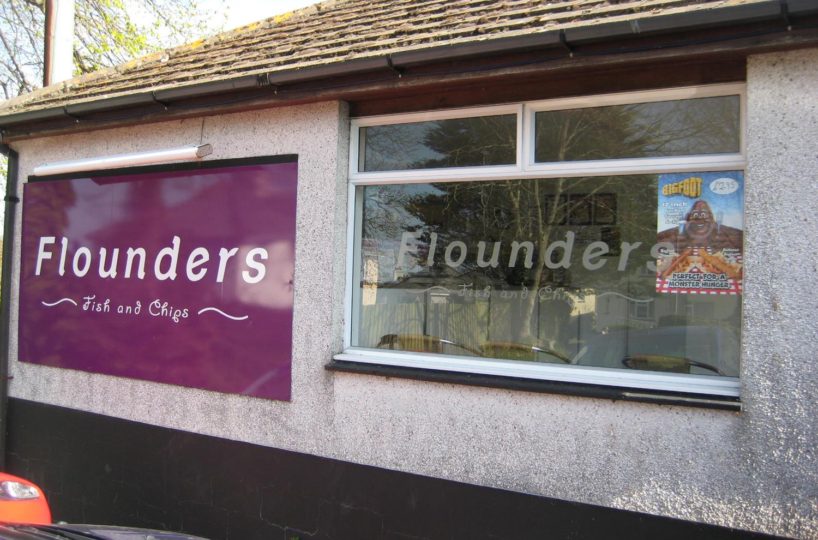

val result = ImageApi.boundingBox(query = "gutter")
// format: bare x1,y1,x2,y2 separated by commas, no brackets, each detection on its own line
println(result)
0,0,816,134
0,143,19,468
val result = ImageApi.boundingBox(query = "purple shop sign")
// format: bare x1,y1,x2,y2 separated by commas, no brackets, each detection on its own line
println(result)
19,157,298,401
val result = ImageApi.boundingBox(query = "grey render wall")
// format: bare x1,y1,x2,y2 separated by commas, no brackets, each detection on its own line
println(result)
5,48,818,538
7,101,353,458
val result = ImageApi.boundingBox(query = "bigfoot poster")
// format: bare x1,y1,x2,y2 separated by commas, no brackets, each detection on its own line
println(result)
656,172,744,295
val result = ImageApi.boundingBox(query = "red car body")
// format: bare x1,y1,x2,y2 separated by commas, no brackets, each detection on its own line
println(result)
0,473,51,525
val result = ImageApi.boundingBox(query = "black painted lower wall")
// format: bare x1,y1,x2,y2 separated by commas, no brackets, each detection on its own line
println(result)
4,398,773,540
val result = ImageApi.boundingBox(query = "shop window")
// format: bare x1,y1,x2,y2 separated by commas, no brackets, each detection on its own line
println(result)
343,85,744,398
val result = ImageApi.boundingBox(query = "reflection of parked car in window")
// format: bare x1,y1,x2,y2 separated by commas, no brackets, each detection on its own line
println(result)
571,325,740,377
377,333,482,356
481,342,570,364
376,334,571,364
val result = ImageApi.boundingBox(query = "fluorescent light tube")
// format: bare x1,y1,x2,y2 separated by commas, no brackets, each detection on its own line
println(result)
33,144,213,176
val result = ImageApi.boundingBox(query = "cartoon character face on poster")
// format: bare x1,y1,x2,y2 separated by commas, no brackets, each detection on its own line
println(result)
684,200,717,245
656,172,744,295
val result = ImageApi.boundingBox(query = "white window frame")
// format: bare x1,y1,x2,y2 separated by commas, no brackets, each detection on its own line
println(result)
350,104,524,184
523,83,746,176
341,83,745,398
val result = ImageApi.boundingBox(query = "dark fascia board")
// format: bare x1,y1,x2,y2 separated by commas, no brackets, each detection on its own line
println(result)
390,30,563,67
65,58,393,110
65,92,158,115
0,106,67,126
565,1,783,43
0,76,264,128
0,58,393,130
263,56,391,85
154,74,262,102
788,0,818,15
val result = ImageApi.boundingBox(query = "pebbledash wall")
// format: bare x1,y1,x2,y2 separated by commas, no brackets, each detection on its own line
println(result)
4,49,817,538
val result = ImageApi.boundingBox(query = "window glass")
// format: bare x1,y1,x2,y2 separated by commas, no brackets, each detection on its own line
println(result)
353,172,743,378
359,114,517,172
534,96,740,162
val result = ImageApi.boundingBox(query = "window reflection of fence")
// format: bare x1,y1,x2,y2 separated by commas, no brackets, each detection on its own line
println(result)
360,287,583,363
360,289,489,355
360,287,737,372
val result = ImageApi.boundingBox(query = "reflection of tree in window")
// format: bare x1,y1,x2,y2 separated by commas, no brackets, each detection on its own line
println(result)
362,115,517,172
405,110,664,351
594,194,615,224
535,96,740,162
421,116,517,168
388,176,658,355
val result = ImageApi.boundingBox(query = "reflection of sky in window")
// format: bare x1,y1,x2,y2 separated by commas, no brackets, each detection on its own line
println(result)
362,184,448,274
160,174,218,206
363,183,444,237
64,175,221,244
65,180,126,244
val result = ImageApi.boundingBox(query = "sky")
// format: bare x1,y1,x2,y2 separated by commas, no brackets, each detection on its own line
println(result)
203,0,322,31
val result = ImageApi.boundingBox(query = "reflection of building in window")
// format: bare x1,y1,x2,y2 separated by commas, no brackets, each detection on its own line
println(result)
686,302,714,321
630,299,655,320
550,193,618,225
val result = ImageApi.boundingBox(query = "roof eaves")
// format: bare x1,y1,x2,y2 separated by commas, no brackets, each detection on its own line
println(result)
390,30,563,66
64,92,175,116
0,107,68,126
2,0,814,135
788,0,818,15
261,56,392,85
564,1,785,42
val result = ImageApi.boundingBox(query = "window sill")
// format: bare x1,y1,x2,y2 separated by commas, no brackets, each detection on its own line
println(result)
327,358,741,411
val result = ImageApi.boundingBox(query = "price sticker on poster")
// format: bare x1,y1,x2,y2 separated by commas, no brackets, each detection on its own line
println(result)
655,172,744,295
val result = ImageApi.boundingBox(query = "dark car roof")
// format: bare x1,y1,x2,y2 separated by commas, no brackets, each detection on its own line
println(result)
0,523,210,540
